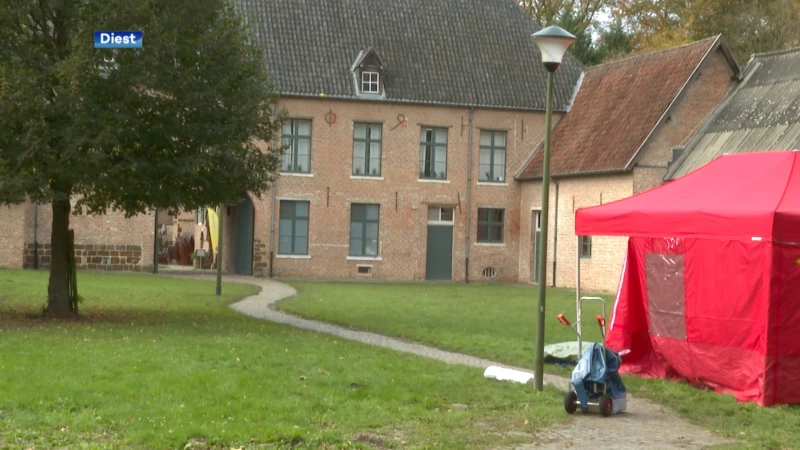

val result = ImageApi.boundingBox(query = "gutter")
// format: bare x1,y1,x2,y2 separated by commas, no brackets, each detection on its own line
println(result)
517,167,629,182
465,106,474,283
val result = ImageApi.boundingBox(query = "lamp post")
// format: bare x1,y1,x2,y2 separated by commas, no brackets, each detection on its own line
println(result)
531,25,576,392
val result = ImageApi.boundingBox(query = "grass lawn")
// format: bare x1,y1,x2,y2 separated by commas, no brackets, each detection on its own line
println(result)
0,270,567,450
279,281,800,450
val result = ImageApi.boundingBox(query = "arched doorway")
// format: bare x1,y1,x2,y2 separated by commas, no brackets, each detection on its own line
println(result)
234,194,255,275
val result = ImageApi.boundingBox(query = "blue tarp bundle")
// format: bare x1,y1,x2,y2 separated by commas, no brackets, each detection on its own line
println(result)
571,343,627,409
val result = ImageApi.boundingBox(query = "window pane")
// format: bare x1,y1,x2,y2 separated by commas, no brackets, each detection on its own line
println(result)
365,222,378,240
350,223,363,238
282,122,292,135
296,154,310,173
478,208,489,221
279,201,294,217
351,204,365,221
370,142,381,160
296,201,309,218
494,149,506,167
495,132,506,147
477,224,488,241
353,157,366,175
428,207,440,221
353,140,366,159
434,145,447,163
490,225,503,242
368,157,380,176
441,208,454,221
365,239,378,256
492,209,504,222
435,128,448,144
279,236,292,254
433,161,446,178
480,131,492,146
479,164,491,181
297,120,311,136
420,128,430,142
279,218,293,236
479,148,491,165
366,205,379,220
297,138,310,156
350,238,363,256
295,219,308,237
294,237,308,255
370,124,382,139
354,123,367,139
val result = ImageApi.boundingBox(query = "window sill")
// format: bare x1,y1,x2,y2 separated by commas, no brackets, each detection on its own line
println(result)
276,254,311,259
418,179,450,184
350,175,384,181
281,172,314,178
476,242,505,247
347,256,382,261
477,181,509,186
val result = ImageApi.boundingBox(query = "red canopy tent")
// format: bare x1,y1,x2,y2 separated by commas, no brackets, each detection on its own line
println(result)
575,151,800,406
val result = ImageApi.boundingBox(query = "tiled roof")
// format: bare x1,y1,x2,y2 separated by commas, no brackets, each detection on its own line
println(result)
666,47,800,180
517,37,723,180
234,0,584,111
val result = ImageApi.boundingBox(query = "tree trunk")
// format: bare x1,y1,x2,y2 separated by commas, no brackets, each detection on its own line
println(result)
46,197,74,317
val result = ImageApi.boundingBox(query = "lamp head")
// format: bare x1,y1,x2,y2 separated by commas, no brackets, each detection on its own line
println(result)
531,25,577,72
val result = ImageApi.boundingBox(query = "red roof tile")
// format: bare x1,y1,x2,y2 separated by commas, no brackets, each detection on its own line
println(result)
517,37,720,180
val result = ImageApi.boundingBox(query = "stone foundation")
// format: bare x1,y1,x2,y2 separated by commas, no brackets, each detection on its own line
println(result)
24,243,143,272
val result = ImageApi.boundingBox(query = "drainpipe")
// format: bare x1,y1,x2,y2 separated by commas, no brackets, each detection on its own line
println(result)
153,208,158,274
269,180,276,278
464,106,474,283
552,181,559,287
34,203,39,269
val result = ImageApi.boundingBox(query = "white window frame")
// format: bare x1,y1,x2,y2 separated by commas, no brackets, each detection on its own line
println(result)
427,206,455,225
361,71,380,94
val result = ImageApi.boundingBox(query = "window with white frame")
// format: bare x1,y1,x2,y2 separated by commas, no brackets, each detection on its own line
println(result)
361,71,380,94
427,206,454,223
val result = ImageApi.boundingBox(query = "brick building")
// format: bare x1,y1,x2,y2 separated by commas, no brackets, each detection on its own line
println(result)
516,36,741,292
219,0,583,281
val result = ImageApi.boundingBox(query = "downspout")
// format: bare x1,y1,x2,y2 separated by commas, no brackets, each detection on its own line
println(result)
34,203,39,269
551,181,559,287
153,208,158,274
464,106,474,283
269,104,281,278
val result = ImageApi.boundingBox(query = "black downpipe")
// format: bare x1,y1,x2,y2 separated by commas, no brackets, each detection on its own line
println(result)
552,181,559,287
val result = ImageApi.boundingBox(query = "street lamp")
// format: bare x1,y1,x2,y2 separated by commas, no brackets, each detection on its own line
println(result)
531,25,576,392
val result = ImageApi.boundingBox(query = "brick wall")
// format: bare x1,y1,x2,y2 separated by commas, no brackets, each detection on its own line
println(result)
633,48,737,193
0,203,27,269
519,175,632,293
517,48,737,293
248,98,554,282
23,202,156,272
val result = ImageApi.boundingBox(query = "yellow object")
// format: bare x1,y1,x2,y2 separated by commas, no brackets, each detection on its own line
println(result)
207,207,220,252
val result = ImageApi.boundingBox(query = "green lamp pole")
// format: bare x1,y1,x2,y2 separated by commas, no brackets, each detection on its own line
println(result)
216,204,224,296
531,25,577,392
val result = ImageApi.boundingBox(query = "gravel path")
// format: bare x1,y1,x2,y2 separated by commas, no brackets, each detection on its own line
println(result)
170,273,732,449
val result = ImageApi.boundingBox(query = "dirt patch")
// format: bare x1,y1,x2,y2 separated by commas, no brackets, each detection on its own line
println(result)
355,432,387,449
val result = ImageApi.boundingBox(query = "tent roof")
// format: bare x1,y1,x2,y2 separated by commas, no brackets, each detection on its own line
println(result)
575,151,800,241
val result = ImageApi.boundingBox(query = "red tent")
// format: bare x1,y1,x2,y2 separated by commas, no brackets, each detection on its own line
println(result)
575,151,800,406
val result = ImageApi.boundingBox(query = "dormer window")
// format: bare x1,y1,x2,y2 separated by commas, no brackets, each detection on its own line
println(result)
361,71,380,94
352,47,384,97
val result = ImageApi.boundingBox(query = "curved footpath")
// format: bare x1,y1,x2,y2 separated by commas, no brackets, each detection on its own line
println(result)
170,273,732,449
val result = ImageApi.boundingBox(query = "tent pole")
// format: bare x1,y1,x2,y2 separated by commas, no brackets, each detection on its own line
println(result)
576,235,582,356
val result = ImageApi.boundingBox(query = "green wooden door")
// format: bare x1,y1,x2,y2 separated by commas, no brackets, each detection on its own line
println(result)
235,195,254,275
426,225,453,280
